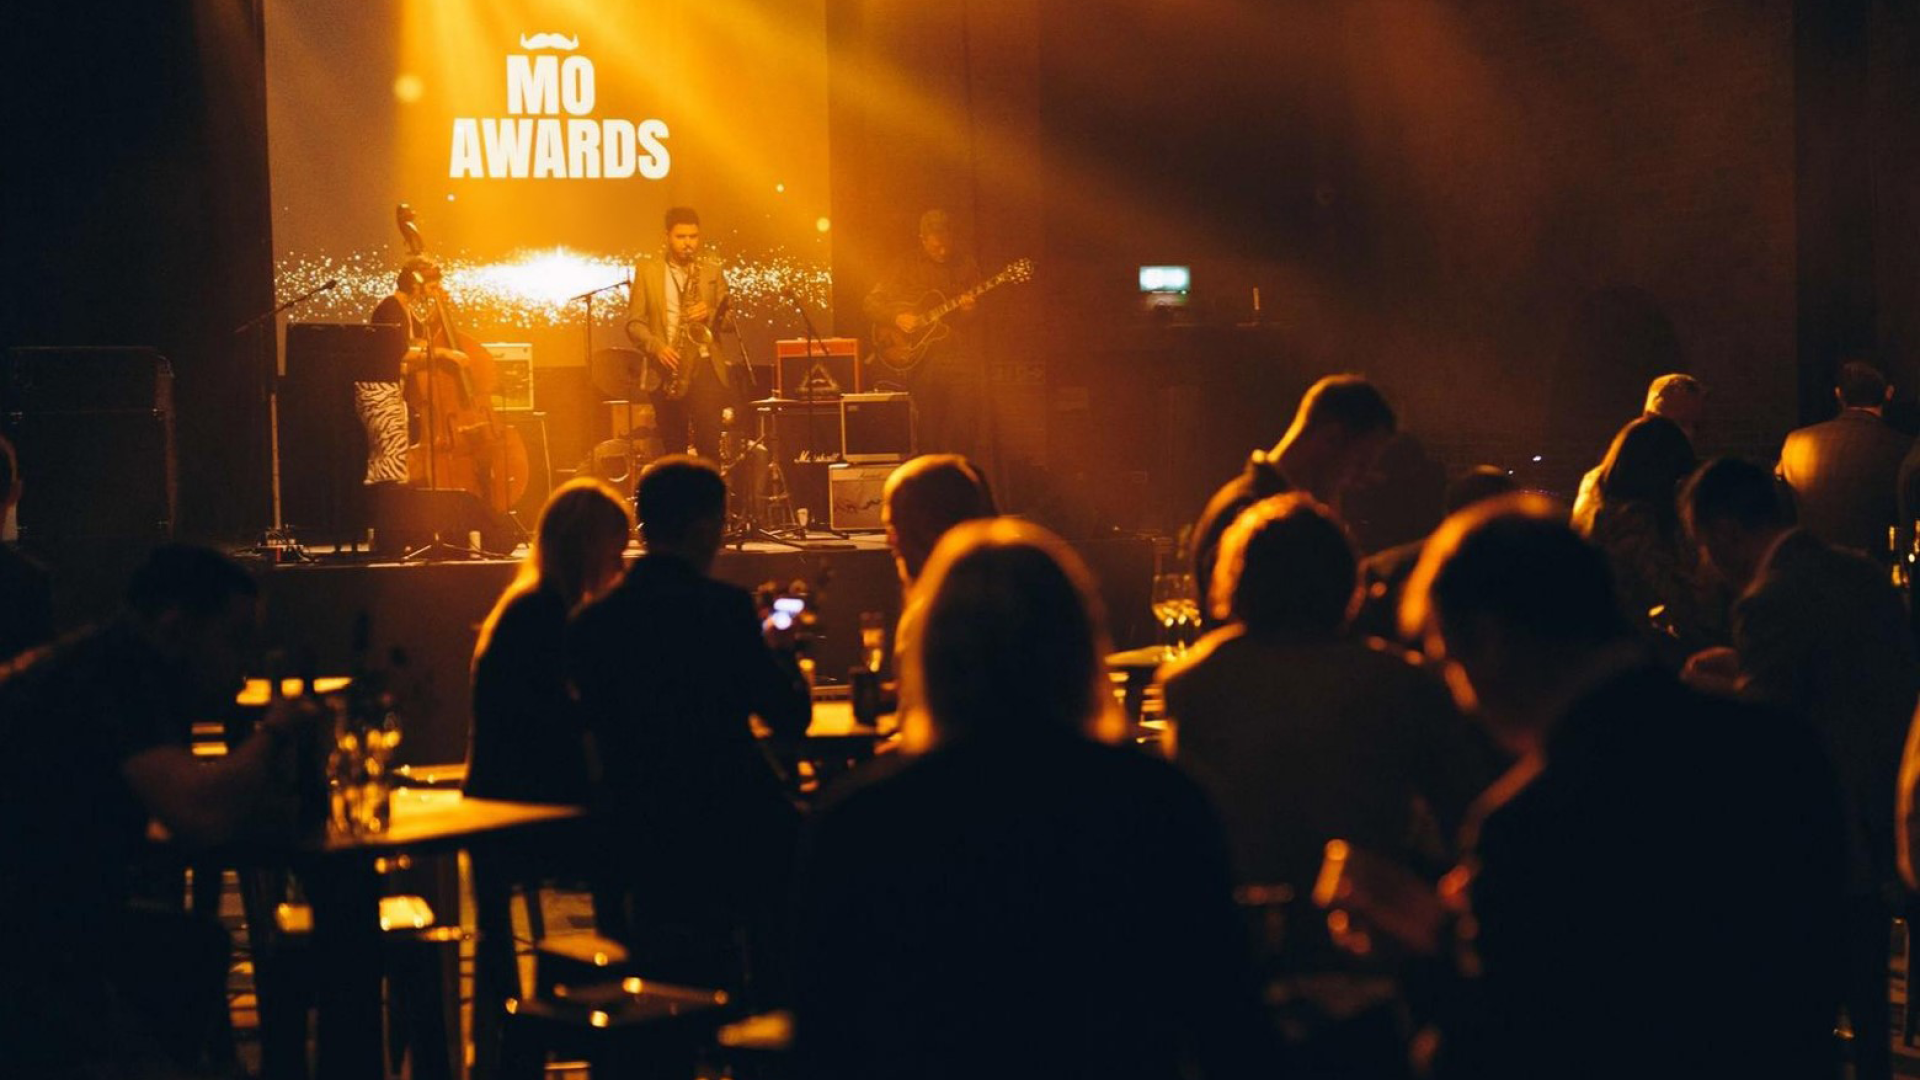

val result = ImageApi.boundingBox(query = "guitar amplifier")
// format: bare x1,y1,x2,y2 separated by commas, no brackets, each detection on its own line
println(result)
483,342,535,411
773,337,861,398
829,463,894,531
840,392,914,464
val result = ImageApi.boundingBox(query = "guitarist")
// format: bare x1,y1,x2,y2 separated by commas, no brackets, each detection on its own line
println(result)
861,209,982,457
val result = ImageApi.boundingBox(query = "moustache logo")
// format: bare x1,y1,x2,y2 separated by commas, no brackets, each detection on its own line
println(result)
518,32,579,51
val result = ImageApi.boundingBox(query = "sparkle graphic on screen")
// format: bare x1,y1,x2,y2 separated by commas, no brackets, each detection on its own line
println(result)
272,246,831,331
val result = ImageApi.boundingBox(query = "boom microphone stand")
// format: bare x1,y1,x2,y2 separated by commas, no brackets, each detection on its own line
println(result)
570,275,642,495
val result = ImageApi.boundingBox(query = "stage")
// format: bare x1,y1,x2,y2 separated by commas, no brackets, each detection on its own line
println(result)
257,533,1155,766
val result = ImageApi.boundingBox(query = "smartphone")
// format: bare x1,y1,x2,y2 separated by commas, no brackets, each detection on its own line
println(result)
765,595,806,632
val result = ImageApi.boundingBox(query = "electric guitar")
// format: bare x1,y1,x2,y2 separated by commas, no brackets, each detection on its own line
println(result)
871,258,1034,373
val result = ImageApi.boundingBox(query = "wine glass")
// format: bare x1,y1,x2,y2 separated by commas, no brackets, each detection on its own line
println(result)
1172,572,1201,653
1151,572,1183,659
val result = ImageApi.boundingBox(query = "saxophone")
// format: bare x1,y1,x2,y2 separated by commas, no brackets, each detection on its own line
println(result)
662,260,714,401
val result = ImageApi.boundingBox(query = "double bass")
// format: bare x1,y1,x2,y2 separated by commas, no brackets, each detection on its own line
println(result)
394,205,529,519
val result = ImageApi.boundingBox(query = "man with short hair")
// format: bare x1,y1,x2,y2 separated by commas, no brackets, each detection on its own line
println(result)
1777,360,1910,555
862,209,985,458
882,453,997,592
1189,374,1396,619
0,432,52,661
878,454,998,721
0,545,314,1075
626,207,738,460
1389,498,1845,1079
1680,457,1915,1080
1569,373,1705,535
568,455,809,992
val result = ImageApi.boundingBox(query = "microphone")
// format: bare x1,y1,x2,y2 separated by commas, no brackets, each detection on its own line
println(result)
321,278,340,291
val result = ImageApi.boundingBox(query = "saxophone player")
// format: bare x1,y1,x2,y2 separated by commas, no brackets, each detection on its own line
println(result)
626,206,736,461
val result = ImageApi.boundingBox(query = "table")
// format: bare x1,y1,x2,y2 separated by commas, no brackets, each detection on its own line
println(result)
1106,646,1174,722
276,792,583,1080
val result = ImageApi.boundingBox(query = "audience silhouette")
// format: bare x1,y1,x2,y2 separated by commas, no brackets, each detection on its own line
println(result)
795,519,1276,1080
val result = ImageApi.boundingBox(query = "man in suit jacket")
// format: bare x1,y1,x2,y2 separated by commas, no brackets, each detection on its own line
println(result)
1390,497,1846,1079
567,456,808,991
1681,457,1917,1080
625,206,737,461
1776,360,1911,556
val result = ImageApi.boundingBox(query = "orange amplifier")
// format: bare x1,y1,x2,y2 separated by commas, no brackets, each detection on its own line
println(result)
772,337,861,398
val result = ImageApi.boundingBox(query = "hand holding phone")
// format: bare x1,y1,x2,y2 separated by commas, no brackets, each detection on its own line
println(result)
763,595,806,651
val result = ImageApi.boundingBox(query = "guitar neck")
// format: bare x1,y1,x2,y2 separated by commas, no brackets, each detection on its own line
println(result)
926,272,1010,323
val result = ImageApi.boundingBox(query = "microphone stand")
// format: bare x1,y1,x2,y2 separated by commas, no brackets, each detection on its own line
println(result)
233,278,340,560
571,276,640,491
780,291,850,540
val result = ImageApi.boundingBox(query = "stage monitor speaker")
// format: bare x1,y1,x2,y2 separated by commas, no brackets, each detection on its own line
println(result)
281,322,407,542
772,337,861,398
369,485,517,556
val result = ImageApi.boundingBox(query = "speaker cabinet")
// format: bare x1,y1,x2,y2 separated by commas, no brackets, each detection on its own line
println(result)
280,323,406,542
1,347,177,546
829,463,893,531
8,410,176,544
772,337,861,397
840,392,914,463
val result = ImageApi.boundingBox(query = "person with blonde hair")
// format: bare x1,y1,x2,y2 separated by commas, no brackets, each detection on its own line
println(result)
466,477,633,805
795,519,1274,1080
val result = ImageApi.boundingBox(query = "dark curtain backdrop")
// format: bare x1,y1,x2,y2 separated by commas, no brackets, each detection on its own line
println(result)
3,0,273,541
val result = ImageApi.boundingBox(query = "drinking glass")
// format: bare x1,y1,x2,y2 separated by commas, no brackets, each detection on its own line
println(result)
1172,572,1201,653
1151,572,1183,658
859,611,887,674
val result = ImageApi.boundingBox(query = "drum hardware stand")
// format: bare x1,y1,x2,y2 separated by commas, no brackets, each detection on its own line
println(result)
717,316,806,550
776,290,851,541
232,277,339,563
403,530,509,562
720,424,804,551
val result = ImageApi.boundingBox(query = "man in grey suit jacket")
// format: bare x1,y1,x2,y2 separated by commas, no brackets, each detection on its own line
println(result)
1776,360,1911,556
1682,457,1916,1080
626,206,737,461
